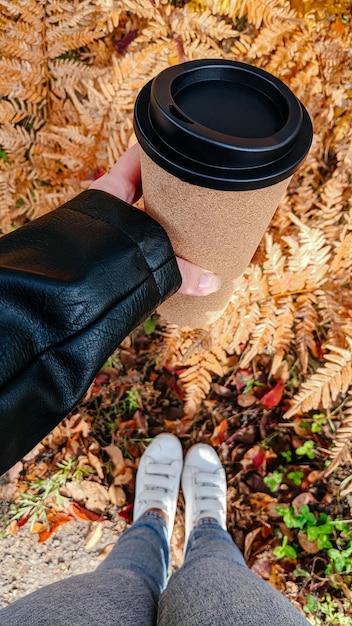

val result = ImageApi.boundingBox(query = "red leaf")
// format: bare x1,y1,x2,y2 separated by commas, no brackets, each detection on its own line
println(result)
210,419,228,447
259,380,284,408
69,502,102,522
17,515,30,528
252,447,266,469
235,368,253,392
118,503,134,523
113,30,138,55
240,445,266,471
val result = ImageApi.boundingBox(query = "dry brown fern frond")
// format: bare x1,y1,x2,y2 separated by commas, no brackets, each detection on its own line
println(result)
294,293,318,374
209,0,298,29
325,389,352,476
284,339,352,419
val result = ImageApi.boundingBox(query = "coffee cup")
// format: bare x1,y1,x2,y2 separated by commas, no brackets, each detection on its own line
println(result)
134,59,313,327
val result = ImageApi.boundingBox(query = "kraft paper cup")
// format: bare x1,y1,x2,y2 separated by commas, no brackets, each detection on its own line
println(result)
134,60,313,327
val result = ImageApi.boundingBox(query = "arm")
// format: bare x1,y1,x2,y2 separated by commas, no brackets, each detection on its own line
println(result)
0,146,220,475
0,190,181,475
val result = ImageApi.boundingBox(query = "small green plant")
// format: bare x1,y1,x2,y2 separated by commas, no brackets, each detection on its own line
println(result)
295,440,315,459
276,505,352,575
264,467,304,492
120,389,141,414
311,412,327,433
281,450,292,462
7,477,69,530
304,593,352,625
0,147,9,162
143,313,159,335
273,535,297,560
6,458,92,530
287,470,304,486
242,378,265,394
276,504,316,530
325,545,352,574
264,470,283,492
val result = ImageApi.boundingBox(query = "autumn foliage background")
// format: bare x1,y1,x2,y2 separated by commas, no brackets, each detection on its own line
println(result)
0,0,352,621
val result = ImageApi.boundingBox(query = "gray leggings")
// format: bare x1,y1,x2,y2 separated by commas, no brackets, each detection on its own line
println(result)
0,513,310,625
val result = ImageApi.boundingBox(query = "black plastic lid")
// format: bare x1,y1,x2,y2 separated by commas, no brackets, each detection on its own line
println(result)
133,60,313,190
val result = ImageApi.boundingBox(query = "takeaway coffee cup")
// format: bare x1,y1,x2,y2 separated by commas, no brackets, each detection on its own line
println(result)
134,59,313,327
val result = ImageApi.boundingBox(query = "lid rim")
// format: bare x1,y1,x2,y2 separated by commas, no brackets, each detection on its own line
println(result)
134,60,313,191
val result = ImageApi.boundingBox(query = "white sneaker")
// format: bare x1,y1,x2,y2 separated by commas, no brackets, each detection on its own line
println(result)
182,443,227,545
133,433,183,540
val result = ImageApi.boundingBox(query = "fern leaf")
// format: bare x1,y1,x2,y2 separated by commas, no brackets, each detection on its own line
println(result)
294,292,318,373
325,390,352,475
240,300,277,368
270,296,295,375
284,341,352,418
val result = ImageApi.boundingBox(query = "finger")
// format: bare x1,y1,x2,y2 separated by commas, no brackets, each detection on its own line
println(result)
89,144,142,205
176,258,221,296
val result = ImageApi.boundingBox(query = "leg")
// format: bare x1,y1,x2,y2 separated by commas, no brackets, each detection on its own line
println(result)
0,434,183,626
0,513,167,626
158,519,310,626
158,443,309,626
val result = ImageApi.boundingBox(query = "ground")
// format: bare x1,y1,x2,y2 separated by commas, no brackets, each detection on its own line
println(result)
1,322,351,623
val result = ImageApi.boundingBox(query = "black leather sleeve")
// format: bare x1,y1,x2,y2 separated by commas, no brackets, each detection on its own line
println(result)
0,189,182,475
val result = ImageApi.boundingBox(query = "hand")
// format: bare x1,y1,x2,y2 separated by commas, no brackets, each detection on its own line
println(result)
89,145,221,297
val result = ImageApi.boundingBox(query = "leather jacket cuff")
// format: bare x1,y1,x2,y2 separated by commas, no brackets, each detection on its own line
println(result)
0,190,181,474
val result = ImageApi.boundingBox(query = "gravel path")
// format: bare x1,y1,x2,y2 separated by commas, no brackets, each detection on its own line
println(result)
0,480,127,610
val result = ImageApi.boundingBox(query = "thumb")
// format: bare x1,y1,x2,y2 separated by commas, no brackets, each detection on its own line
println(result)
176,258,221,296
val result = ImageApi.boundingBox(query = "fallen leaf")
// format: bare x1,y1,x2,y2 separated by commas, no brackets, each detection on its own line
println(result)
118,502,134,523
16,515,30,529
62,480,86,502
232,425,257,445
98,544,115,560
251,558,272,580
8,520,18,535
234,368,253,392
84,521,103,550
71,417,91,438
212,383,236,399
249,492,277,510
113,467,134,487
244,527,262,561
237,393,257,408
79,481,109,514
104,445,126,476
293,419,311,437
240,445,266,471
69,502,102,522
210,419,228,447
292,492,317,514
87,451,104,479
31,521,48,534
108,485,126,507
260,380,284,408
134,410,147,433
297,531,319,554
307,470,324,484
119,419,137,437
164,419,188,436
38,511,73,542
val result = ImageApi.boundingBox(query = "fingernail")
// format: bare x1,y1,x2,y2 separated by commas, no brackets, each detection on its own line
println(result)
198,272,221,295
